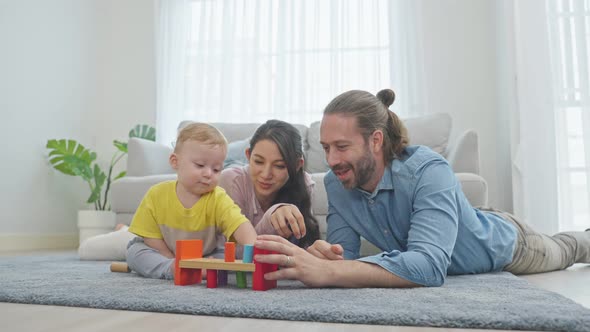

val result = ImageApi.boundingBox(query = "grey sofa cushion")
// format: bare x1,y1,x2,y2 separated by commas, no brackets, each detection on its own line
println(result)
113,113,485,252
305,113,453,173
224,137,250,168
305,121,326,173
130,113,454,176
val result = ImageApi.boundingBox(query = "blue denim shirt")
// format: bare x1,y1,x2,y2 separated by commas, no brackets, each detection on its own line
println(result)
325,145,517,287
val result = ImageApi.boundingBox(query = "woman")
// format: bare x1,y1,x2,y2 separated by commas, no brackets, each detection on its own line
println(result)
219,119,319,248
78,120,319,260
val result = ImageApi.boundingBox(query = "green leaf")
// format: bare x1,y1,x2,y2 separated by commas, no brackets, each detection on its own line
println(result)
65,155,93,181
129,124,156,141
113,140,128,153
113,171,126,181
87,185,101,204
87,164,106,205
46,139,96,177
93,164,106,188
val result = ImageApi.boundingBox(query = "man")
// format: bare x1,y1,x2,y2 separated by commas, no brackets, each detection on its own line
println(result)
254,89,590,288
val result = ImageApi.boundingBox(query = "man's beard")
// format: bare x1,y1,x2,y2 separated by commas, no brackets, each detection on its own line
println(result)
332,148,376,190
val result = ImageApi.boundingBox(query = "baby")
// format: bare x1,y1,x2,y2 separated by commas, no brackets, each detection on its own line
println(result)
126,123,257,279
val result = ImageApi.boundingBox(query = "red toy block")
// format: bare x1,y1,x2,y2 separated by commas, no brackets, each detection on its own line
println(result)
252,247,278,291
174,239,203,286
206,269,218,288
225,242,235,262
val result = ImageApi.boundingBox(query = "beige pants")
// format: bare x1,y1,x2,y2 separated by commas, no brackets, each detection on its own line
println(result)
479,207,590,275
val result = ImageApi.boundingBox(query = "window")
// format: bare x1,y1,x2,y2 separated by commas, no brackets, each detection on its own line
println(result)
547,0,590,230
155,0,426,145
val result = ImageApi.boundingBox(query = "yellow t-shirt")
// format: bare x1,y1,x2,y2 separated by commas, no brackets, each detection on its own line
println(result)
128,180,249,256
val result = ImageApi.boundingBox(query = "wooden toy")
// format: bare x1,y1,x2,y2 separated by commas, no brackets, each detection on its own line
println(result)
236,244,253,288
224,242,235,262
174,239,203,285
110,262,131,273
175,240,278,291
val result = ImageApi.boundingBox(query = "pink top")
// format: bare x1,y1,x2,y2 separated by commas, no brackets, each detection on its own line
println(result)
218,165,315,236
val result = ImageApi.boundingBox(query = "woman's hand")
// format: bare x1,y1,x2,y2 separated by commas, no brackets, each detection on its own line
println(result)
254,234,334,287
270,205,306,239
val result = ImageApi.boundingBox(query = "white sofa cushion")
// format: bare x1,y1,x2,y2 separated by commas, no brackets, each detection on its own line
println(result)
127,136,255,177
111,174,177,213
404,113,451,156
126,138,174,176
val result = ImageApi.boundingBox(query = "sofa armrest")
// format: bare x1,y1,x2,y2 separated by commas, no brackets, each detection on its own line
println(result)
456,172,488,207
445,129,480,175
111,174,177,214
310,172,328,238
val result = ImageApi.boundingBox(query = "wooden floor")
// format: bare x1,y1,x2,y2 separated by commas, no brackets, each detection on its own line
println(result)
1,251,588,332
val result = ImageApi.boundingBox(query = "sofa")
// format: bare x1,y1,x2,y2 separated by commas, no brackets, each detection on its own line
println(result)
111,113,487,256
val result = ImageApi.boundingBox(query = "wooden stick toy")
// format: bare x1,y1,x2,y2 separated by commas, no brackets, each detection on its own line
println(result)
110,240,278,291
175,240,278,291
110,261,131,273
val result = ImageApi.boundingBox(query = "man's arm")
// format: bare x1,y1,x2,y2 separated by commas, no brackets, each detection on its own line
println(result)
254,235,419,288
315,259,419,288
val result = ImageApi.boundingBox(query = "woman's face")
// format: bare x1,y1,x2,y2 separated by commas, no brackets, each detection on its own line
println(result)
247,139,291,202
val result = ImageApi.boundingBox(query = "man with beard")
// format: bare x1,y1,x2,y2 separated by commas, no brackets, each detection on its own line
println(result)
253,89,590,288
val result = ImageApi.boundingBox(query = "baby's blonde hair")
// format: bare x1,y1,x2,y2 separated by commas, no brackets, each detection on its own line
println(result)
174,122,227,153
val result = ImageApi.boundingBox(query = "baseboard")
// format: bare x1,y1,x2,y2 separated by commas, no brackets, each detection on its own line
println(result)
0,233,78,252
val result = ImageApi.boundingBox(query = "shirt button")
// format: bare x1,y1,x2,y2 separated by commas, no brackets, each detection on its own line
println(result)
383,230,389,234
368,199,374,204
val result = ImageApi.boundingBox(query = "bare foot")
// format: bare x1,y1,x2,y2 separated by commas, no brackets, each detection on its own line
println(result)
114,224,126,231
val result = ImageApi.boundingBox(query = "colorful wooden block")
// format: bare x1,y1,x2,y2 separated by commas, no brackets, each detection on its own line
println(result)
236,271,247,288
217,270,228,286
225,242,235,262
243,244,254,263
207,269,218,288
252,247,278,291
175,240,278,291
174,239,203,286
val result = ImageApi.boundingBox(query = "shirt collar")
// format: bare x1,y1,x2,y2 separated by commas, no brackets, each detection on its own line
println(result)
355,164,394,199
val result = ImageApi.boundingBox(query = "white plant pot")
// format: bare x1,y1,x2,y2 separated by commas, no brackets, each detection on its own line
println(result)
77,210,116,245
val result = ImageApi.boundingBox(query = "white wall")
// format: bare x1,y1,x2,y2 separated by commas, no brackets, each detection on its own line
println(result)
0,0,517,250
0,0,156,250
419,0,513,211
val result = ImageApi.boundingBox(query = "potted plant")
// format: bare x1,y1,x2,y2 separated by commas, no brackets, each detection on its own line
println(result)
46,124,156,244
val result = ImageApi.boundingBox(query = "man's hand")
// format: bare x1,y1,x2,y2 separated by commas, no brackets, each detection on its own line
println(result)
270,205,306,239
254,235,334,287
306,239,344,260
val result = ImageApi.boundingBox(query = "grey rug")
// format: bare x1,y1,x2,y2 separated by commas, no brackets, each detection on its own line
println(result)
1,253,589,331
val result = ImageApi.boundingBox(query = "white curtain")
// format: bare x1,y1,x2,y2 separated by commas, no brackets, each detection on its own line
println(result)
155,0,427,146
512,0,590,233
155,0,192,146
